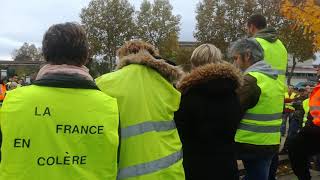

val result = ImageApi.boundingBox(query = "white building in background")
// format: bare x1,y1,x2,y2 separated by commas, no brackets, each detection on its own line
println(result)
287,52,320,86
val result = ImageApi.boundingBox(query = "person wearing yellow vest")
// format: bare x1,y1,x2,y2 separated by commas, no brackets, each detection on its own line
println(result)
288,76,320,179
96,40,185,180
0,22,119,180
284,88,299,113
281,87,300,136
246,14,288,85
247,15,288,180
230,38,283,180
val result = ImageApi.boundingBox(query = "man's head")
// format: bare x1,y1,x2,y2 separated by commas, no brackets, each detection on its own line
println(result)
229,38,264,71
13,75,18,82
42,22,89,66
247,14,267,36
304,85,313,97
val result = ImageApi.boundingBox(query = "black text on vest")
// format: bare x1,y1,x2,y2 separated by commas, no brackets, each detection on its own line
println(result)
35,107,51,116
56,124,104,135
14,138,30,148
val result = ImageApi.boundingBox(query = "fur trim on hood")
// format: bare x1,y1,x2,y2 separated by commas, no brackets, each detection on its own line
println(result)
177,62,243,93
117,52,183,84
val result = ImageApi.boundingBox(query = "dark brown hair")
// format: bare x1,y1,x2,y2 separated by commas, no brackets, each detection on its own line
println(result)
42,22,89,66
247,14,267,30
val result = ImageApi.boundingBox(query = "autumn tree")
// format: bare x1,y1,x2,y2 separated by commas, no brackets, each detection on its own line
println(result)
80,0,136,73
281,0,320,50
194,0,316,85
194,0,228,52
194,0,285,54
136,0,181,59
279,23,315,84
12,42,43,61
158,32,180,60
176,46,195,72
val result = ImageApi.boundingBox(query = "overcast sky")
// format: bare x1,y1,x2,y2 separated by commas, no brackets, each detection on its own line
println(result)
0,0,198,60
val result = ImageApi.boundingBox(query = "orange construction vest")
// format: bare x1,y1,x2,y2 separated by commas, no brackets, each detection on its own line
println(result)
0,84,6,101
309,83,320,126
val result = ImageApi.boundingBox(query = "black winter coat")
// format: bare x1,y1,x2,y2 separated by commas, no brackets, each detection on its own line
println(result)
174,63,243,180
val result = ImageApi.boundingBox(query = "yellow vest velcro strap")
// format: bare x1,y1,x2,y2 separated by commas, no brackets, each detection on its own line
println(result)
243,113,282,121
310,106,320,111
239,123,280,133
117,150,183,179
121,121,176,139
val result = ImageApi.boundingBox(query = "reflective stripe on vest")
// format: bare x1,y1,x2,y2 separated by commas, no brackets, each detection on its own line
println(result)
121,121,176,139
243,113,282,121
235,71,283,145
238,123,280,133
310,106,320,111
117,150,183,179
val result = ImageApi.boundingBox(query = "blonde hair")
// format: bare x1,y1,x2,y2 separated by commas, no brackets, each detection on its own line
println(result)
190,44,223,67
117,40,159,58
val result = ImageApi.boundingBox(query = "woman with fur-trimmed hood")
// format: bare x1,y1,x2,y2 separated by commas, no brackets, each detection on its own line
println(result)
96,40,185,180
174,44,243,180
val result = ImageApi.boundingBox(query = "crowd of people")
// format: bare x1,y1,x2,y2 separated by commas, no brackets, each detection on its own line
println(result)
0,75,27,102
0,14,319,180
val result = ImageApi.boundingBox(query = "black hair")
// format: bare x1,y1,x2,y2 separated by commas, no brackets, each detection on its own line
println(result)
247,14,267,30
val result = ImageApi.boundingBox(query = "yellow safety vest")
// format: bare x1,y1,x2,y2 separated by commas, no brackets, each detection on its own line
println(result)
0,85,119,180
303,98,310,127
255,37,288,86
284,92,298,111
96,64,185,180
235,71,283,145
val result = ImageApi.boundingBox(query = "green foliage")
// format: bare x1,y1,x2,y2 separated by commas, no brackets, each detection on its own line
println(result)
279,22,315,84
194,0,314,59
80,0,136,73
176,47,195,72
136,0,180,46
86,58,108,78
12,42,43,61
158,32,179,61
14,66,40,77
194,0,315,85
136,0,180,60
194,0,284,55
280,23,314,63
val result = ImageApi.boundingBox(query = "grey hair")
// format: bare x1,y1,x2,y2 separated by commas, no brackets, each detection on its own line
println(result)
229,38,264,64
190,43,223,68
